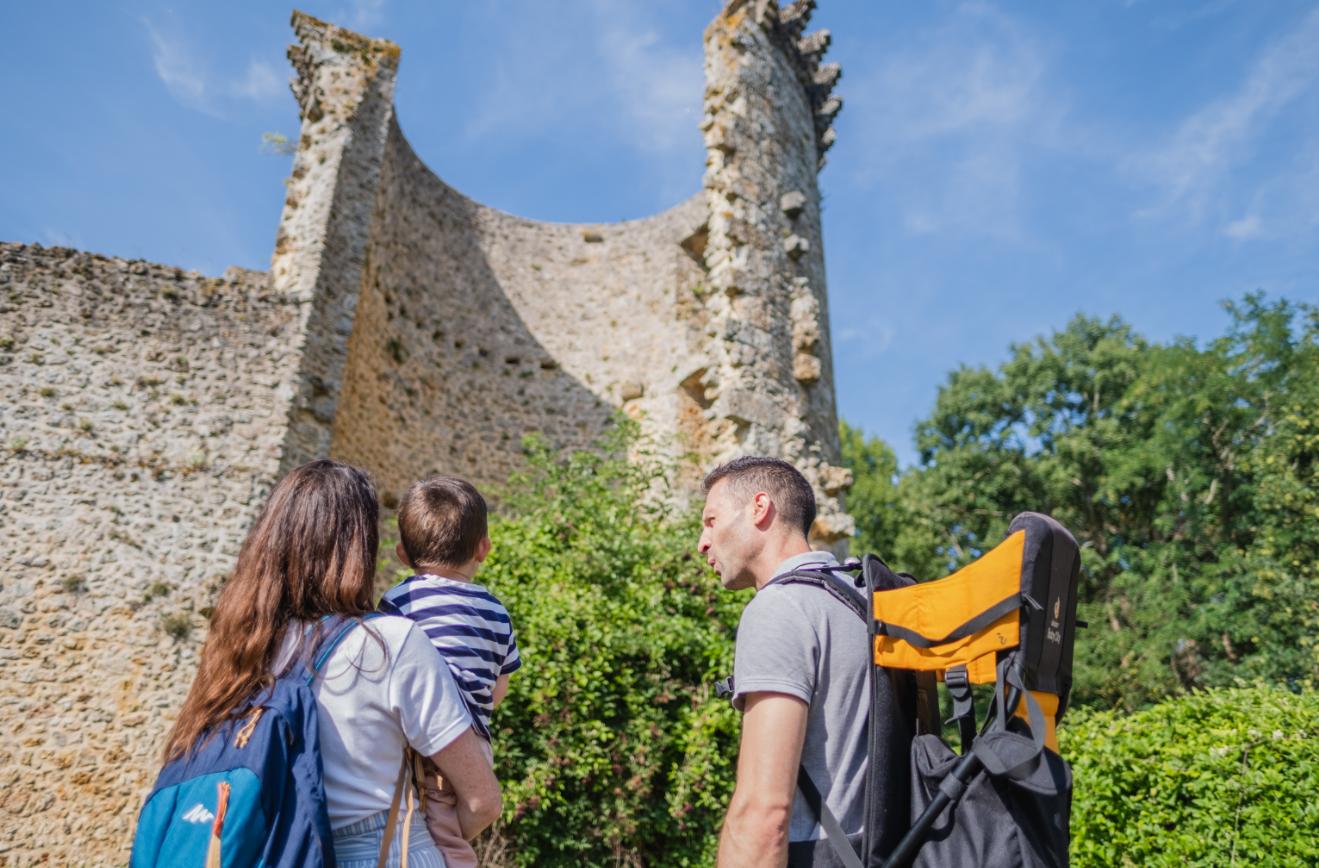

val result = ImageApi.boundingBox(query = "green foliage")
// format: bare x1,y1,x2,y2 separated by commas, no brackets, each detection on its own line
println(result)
1061,685,1319,867
845,295,1319,710
839,420,903,560
840,419,942,579
259,131,296,156
481,422,748,868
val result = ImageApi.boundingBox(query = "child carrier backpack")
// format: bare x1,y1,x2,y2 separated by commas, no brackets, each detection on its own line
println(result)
722,511,1081,868
131,614,392,868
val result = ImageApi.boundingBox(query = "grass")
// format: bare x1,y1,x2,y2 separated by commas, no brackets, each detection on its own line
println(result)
160,612,191,641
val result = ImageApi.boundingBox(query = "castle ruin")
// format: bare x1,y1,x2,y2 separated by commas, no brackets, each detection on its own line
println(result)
0,1,848,863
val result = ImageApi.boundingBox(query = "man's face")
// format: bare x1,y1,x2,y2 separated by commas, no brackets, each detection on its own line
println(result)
698,479,761,591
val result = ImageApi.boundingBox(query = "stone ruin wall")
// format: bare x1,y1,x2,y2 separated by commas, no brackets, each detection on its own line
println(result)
0,249,308,865
0,1,849,864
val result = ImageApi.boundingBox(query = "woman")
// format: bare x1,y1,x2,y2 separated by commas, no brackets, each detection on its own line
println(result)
162,459,501,867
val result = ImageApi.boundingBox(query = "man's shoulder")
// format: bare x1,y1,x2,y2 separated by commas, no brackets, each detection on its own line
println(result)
747,573,859,615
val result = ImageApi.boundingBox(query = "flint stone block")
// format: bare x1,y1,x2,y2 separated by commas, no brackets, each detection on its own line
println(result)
781,191,806,218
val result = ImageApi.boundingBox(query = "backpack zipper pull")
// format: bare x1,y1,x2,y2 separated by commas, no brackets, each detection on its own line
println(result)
206,781,230,868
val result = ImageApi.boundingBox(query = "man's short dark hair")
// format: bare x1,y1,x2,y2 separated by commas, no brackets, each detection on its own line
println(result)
702,456,817,538
398,475,488,568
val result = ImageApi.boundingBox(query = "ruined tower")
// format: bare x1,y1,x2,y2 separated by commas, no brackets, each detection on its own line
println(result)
0,1,847,862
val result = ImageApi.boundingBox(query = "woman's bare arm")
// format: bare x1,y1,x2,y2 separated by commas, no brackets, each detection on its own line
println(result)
491,673,511,709
430,726,503,839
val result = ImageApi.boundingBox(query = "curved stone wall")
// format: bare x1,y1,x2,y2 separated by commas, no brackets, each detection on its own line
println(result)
329,122,713,502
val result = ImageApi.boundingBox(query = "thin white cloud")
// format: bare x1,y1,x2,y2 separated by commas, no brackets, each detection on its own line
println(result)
146,18,216,117
42,227,84,249
845,2,1061,240
590,0,703,155
1131,6,1319,231
837,316,896,358
1223,214,1262,239
462,0,701,174
231,60,285,102
144,16,287,119
342,0,388,31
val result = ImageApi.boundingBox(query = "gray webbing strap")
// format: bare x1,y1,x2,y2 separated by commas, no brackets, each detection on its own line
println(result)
769,570,868,623
768,569,868,868
796,764,863,868
943,664,977,754
972,656,1047,781
875,593,1021,649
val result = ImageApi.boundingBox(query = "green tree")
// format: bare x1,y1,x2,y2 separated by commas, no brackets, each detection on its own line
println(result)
845,295,1319,710
840,420,900,558
481,422,748,868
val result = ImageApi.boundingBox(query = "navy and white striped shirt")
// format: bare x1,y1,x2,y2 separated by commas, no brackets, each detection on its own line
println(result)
378,574,521,739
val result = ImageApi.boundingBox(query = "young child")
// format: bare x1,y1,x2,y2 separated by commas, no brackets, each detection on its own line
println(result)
378,475,520,868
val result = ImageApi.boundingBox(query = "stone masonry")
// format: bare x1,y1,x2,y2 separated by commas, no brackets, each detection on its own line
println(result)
0,2,848,863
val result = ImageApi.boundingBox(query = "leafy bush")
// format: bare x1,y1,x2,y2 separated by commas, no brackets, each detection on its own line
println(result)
1061,685,1319,868
479,424,750,868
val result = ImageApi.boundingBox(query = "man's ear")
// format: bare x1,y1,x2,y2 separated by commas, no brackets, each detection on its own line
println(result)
395,542,414,569
749,492,775,529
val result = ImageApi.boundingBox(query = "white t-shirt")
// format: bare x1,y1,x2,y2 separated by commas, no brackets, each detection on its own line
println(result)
275,615,475,829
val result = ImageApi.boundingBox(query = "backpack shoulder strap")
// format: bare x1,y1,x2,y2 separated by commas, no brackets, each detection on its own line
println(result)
797,765,864,868
308,613,387,684
766,569,870,868
767,569,868,623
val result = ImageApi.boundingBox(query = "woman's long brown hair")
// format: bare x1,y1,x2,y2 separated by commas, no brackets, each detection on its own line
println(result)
162,459,380,763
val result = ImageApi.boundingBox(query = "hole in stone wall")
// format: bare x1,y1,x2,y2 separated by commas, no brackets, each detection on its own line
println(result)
680,223,709,265
679,368,713,410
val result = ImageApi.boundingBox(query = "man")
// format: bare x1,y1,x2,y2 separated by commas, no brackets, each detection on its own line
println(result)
698,456,870,868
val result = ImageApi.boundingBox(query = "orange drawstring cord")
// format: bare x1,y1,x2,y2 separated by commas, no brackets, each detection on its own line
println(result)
206,781,230,868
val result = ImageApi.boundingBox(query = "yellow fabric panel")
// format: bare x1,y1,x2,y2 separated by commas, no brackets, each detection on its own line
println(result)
872,530,1026,671
966,651,998,684
1016,691,1060,753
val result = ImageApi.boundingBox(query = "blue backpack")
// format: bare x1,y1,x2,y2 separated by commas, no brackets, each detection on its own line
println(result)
131,615,382,868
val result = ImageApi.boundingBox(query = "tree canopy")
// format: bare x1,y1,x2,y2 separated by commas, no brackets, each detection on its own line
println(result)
843,295,1319,710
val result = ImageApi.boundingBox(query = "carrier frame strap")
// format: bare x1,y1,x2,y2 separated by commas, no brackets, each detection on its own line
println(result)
797,764,864,868
376,748,422,868
943,664,977,754
768,569,868,624
875,592,1021,649
970,657,1047,781
768,570,868,868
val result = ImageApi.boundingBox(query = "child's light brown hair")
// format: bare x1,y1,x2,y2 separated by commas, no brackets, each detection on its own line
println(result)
398,475,488,569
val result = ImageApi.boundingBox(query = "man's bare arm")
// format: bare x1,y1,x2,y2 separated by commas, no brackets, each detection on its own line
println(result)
430,726,503,840
717,692,809,868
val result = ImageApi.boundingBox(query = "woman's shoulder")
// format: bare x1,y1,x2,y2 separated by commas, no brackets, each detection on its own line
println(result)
362,612,427,646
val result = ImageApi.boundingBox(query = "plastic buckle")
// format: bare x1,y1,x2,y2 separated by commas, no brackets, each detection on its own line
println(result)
714,676,735,701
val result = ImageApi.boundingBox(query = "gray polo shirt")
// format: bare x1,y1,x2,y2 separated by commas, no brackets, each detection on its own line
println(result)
732,551,870,842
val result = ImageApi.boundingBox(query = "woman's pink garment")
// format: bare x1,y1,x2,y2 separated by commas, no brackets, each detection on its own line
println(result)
422,738,494,868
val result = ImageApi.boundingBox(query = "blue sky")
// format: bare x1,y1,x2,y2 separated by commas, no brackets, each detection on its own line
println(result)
4,1,1318,464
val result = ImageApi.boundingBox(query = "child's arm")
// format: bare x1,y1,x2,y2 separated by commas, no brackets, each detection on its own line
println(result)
491,673,511,709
